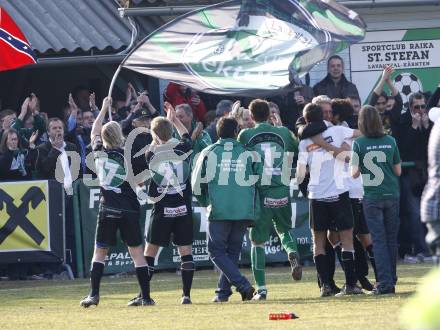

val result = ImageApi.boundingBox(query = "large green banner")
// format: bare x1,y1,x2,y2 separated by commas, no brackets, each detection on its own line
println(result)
74,180,312,278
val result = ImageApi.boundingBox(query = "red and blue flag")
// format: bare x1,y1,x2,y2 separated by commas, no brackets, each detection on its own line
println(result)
0,7,37,71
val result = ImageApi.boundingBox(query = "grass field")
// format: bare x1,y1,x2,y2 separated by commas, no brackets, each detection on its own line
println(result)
0,263,432,330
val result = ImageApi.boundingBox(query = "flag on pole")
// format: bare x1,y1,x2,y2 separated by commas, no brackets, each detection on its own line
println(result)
122,0,366,96
0,7,37,71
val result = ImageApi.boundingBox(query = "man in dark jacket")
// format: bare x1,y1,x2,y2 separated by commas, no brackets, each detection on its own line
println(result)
36,118,78,185
395,93,432,259
270,74,315,132
313,55,360,100
36,117,78,275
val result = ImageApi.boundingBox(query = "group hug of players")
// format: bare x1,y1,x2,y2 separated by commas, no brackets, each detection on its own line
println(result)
79,95,378,308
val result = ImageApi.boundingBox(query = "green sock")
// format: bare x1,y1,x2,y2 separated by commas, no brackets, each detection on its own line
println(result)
251,246,266,290
279,231,298,255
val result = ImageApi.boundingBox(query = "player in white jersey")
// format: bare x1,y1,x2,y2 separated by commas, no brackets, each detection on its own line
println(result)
297,103,364,297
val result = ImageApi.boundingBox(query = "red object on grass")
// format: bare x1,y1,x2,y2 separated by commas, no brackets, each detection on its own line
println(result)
0,7,37,71
269,313,299,320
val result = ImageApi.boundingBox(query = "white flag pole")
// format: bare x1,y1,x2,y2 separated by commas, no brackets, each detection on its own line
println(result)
107,65,123,121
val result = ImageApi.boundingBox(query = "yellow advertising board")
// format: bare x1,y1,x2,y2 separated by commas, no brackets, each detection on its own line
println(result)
0,181,50,252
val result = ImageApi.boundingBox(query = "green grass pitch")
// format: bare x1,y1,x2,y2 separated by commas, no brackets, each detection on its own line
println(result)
0,264,432,329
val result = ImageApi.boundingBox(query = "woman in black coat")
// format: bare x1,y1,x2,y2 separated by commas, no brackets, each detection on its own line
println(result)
0,128,37,181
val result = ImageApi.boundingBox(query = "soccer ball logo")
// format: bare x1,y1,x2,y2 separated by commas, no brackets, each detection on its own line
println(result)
394,73,423,108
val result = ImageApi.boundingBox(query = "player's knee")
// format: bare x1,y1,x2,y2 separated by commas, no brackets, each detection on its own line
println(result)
178,245,192,256
181,254,195,271
93,246,109,262
128,245,147,266
146,243,160,257
327,231,340,245
339,229,354,249
313,244,326,256
357,234,372,248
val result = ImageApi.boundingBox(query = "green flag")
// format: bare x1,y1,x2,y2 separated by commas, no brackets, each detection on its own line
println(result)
123,0,366,95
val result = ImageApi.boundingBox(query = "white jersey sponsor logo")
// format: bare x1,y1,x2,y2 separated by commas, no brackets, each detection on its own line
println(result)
264,197,288,208
164,205,188,217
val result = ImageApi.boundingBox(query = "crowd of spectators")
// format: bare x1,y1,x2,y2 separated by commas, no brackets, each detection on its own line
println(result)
1,54,439,279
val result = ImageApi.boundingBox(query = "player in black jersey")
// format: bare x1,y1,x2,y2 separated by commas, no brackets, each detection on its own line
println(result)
128,102,195,306
80,97,151,308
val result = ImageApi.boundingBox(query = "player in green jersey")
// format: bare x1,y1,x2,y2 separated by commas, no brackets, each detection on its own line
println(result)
238,99,302,300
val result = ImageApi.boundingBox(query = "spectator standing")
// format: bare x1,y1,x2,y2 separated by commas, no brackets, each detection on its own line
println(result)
397,92,432,260
72,86,92,113
36,118,78,186
65,94,93,177
175,103,212,157
0,109,17,138
0,128,38,280
348,95,361,116
230,101,254,130
205,100,233,143
121,92,157,136
368,66,403,135
351,105,402,295
12,94,46,147
165,82,207,122
270,73,314,131
0,128,37,180
295,95,333,136
313,55,360,100
36,117,78,275
127,107,155,176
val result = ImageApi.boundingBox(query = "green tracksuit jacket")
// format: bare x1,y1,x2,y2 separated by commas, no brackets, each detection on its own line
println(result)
192,138,260,222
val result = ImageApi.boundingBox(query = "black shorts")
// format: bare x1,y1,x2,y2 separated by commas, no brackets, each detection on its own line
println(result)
309,192,354,232
95,206,142,248
146,204,193,247
351,198,370,235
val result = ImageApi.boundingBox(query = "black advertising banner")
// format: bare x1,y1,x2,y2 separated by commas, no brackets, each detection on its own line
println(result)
0,180,64,264
74,180,312,277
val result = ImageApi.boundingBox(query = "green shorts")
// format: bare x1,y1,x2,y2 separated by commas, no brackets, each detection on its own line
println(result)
249,189,292,244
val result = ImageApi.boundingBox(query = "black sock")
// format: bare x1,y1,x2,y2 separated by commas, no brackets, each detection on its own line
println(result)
90,261,104,297
325,241,336,286
135,266,150,300
145,256,155,281
314,254,330,286
181,255,195,297
366,245,378,282
354,238,368,278
334,244,343,269
341,250,357,286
